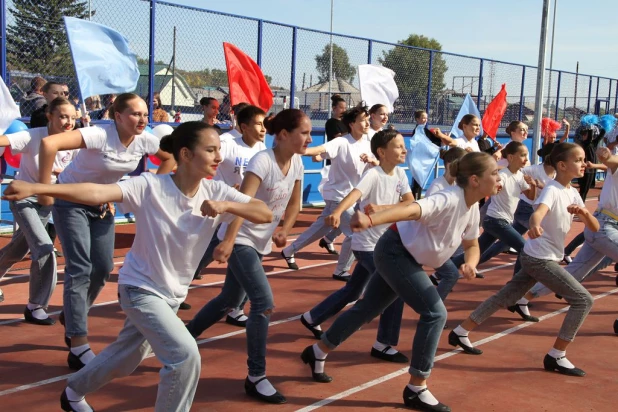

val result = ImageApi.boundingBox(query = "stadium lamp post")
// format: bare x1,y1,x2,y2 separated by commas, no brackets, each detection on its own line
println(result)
327,0,334,119
532,0,550,165
546,0,557,119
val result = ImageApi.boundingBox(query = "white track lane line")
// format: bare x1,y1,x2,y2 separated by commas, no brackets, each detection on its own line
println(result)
295,287,618,412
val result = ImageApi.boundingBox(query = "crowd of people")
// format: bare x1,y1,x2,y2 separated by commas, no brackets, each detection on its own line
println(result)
1,87,617,412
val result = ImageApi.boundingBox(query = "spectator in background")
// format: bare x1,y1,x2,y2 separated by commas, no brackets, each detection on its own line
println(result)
30,82,67,128
85,95,102,113
20,76,47,117
152,92,169,123
200,97,222,132
61,84,70,98
220,102,249,142
95,94,117,120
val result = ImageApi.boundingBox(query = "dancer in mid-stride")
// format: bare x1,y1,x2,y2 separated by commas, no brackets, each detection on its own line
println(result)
450,142,599,378
187,109,311,405
300,128,414,363
3,121,272,412
301,151,501,412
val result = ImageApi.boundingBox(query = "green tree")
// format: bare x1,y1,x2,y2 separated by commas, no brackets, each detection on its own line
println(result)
7,0,93,75
315,43,356,84
379,34,447,109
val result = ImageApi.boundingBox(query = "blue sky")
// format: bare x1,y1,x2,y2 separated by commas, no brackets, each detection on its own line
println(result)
172,0,617,78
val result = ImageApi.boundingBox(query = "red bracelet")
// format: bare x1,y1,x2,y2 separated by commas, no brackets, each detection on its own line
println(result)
368,214,374,227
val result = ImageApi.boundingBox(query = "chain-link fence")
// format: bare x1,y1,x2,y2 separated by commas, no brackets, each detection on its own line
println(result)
2,0,617,130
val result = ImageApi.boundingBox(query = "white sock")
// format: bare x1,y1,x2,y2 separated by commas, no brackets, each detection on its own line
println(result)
515,298,532,316
407,384,439,406
65,387,93,412
248,375,276,396
303,312,322,331
26,304,49,320
453,325,474,348
312,344,327,373
71,344,96,364
548,348,575,368
373,341,398,355
228,308,247,321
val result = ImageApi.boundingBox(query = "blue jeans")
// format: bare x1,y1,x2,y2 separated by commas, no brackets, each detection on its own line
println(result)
434,258,462,301
453,215,526,274
481,200,532,265
0,197,56,307
309,250,404,346
288,200,355,273
529,212,618,298
53,199,115,338
187,244,274,376
69,285,200,412
321,229,447,379
192,231,248,311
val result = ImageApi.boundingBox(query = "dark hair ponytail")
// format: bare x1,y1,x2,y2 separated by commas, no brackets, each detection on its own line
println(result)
263,109,306,136
159,121,216,161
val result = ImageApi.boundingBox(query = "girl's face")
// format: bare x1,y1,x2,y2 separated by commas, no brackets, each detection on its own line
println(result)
511,123,528,142
558,147,586,179
280,115,313,155
371,107,389,129
476,157,502,196
188,129,222,178
462,117,481,140
350,112,370,136
241,114,266,144
416,112,428,125
379,134,407,165
203,100,220,119
333,101,347,118
507,147,529,170
47,104,77,134
115,98,148,136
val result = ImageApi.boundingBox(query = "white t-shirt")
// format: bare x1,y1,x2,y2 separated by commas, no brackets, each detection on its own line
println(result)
7,127,77,184
524,180,585,262
218,149,303,255
396,185,480,268
605,128,618,155
454,138,480,152
425,175,452,196
117,173,251,305
59,123,160,184
352,166,411,251
219,128,242,142
321,134,374,201
497,140,530,168
365,128,381,141
215,136,266,187
520,164,555,204
487,168,530,222
598,165,618,216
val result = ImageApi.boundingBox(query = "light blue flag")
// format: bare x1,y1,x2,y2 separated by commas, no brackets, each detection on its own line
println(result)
448,93,483,138
63,17,139,100
406,125,441,189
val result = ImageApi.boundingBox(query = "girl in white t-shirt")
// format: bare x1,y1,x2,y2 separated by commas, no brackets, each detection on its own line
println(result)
451,142,536,281
425,147,466,197
452,142,600,378
186,109,310,405
281,105,376,281
3,121,271,412
495,120,529,166
37,93,176,371
301,152,501,411
439,114,482,153
0,98,78,325
190,105,267,326
366,104,388,141
299,129,414,367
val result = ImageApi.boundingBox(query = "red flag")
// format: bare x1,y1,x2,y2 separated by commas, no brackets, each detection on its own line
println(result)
481,84,508,140
223,42,273,112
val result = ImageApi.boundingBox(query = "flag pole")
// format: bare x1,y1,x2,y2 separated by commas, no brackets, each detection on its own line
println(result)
531,0,550,165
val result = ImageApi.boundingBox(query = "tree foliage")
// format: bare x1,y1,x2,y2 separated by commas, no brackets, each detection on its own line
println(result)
379,34,447,109
315,43,355,84
7,0,92,75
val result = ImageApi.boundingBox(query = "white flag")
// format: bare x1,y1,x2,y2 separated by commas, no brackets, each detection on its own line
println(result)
358,64,398,113
449,93,483,138
0,77,20,135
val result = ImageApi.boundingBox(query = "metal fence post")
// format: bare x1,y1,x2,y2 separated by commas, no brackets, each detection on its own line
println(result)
148,0,157,124
0,0,6,83
477,59,484,108
554,71,561,120
615,80,618,114
519,66,526,121
367,39,372,64
587,76,592,113
257,20,263,67
426,51,433,112
290,27,297,109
